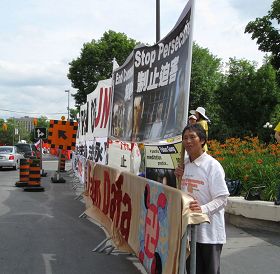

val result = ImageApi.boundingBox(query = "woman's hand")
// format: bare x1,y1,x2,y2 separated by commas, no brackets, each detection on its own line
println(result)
174,165,184,179
189,200,202,213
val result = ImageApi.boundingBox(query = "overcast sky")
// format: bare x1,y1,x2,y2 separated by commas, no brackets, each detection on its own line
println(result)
0,0,272,120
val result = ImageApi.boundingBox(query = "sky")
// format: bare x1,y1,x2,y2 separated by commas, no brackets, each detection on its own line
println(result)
0,0,273,121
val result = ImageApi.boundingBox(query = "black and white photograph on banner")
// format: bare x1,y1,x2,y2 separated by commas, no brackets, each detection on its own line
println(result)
146,167,177,188
132,5,193,142
111,54,134,141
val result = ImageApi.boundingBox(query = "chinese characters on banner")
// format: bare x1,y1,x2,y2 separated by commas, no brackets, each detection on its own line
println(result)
75,79,112,168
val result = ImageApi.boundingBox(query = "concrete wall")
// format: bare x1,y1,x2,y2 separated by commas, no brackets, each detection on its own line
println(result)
225,197,280,233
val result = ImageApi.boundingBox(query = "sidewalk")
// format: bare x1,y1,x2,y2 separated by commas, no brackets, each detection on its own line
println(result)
222,223,280,274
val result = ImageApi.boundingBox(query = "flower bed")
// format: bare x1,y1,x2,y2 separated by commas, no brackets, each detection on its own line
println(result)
208,137,280,201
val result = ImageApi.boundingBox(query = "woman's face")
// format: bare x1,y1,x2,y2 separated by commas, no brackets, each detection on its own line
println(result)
195,111,200,120
182,129,204,159
188,118,196,125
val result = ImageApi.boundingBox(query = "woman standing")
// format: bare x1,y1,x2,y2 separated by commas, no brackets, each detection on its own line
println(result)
190,107,210,151
175,124,229,274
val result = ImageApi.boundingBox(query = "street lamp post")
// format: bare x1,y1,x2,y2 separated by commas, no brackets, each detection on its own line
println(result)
156,0,160,42
65,90,70,120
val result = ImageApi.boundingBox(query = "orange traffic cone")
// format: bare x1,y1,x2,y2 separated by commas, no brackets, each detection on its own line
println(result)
15,158,30,187
24,158,44,192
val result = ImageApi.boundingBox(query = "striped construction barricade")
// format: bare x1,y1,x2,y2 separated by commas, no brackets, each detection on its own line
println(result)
15,158,30,187
59,153,66,172
24,158,44,192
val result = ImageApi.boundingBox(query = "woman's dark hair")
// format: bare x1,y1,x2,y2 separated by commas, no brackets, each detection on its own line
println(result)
182,124,207,146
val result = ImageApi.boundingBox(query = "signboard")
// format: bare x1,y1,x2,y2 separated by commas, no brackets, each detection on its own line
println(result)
34,127,47,139
145,141,182,188
47,120,78,150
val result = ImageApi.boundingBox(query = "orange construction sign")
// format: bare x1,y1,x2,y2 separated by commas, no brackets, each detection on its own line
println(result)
48,120,78,150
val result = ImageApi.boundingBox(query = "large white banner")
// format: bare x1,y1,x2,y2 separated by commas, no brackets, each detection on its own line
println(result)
86,79,112,139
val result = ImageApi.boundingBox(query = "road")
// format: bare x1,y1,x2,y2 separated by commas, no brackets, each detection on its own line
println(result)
0,157,279,274
0,158,145,274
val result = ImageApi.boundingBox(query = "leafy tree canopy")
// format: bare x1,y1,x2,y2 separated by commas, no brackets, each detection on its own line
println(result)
189,42,223,135
245,0,280,69
68,30,139,106
216,58,279,138
189,42,222,109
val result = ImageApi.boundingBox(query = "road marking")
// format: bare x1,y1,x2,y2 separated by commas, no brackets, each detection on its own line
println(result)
42,253,56,274
12,212,54,218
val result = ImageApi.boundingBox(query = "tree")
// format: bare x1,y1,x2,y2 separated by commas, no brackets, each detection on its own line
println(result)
70,108,79,121
189,43,223,138
245,0,280,69
216,58,280,139
190,43,222,109
68,30,139,106
0,118,31,145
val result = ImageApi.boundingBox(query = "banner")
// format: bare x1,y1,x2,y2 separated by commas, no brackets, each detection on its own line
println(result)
72,153,86,184
77,103,88,143
111,53,134,141
93,137,108,165
132,3,193,142
85,162,208,274
107,139,141,174
109,1,194,143
86,79,112,139
76,79,112,143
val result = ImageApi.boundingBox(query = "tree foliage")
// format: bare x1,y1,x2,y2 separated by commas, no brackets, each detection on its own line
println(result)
189,42,222,110
189,43,223,138
68,30,139,106
245,0,280,69
0,118,30,145
216,58,279,139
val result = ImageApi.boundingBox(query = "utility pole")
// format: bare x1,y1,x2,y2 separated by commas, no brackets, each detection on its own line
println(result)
156,0,160,42
65,90,70,120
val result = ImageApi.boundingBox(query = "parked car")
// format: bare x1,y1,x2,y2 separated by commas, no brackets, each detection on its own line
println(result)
14,143,39,159
0,146,24,170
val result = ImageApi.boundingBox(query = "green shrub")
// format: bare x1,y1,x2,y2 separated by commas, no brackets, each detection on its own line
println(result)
208,137,280,201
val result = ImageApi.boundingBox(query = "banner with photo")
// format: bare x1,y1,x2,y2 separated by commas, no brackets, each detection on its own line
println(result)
132,2,194,142
145,141,182,188
109,1,194,143
111,53,134,141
